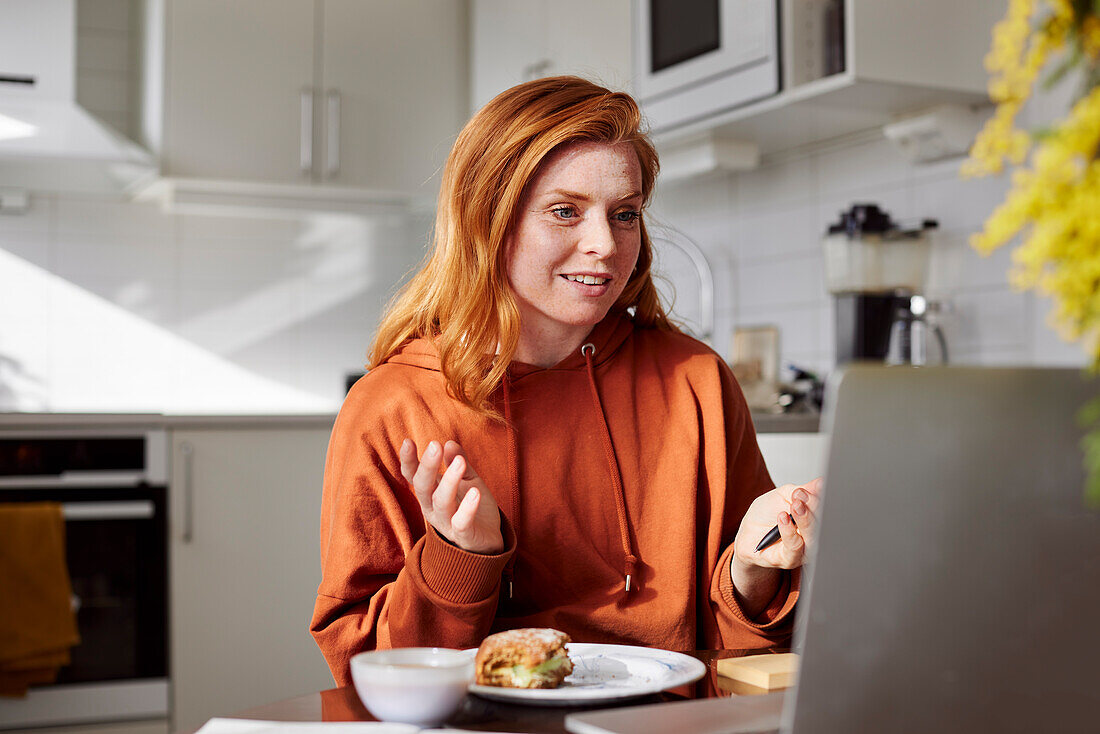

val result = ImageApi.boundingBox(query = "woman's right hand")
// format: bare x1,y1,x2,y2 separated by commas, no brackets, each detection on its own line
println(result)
399,439,504,554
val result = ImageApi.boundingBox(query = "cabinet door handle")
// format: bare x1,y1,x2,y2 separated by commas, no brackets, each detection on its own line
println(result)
62,501,155,521
300,87,314,174
325,89,341,178
180,441,194,543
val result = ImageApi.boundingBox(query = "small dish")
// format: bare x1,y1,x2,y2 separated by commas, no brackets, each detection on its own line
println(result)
349,647,474,726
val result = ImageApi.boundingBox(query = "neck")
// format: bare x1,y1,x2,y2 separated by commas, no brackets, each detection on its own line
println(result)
513,321,594,368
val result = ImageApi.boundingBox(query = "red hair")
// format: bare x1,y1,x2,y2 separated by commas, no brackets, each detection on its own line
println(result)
369,76,673,416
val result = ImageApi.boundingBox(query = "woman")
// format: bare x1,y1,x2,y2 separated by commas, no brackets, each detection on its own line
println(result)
310,76,821,685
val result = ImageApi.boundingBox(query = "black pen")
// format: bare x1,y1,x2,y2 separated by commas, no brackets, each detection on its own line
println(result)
755,516,794,552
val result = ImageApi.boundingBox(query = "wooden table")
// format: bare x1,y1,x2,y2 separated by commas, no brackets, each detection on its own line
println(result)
229,650,787,733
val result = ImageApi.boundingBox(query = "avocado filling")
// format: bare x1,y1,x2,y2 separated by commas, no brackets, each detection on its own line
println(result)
509,654,570,686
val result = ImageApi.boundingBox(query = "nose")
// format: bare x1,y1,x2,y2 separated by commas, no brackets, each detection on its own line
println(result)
580,216,617,258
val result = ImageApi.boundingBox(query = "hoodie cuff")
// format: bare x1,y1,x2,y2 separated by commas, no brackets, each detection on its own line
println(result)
418,516,516,604
718,544,801,630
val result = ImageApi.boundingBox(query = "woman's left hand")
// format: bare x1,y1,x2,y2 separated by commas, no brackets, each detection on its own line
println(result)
729,478,823,615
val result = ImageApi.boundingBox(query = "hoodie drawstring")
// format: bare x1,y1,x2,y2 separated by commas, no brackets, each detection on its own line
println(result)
581,342,638,593
501,373,519,599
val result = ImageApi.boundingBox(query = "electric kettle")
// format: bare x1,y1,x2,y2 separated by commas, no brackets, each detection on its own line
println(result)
886,295,948,366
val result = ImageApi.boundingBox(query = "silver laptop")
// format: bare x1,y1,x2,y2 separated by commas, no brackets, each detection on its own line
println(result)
567,366,1100,734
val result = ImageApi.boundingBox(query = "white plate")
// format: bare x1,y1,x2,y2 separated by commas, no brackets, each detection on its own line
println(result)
468,643,707,706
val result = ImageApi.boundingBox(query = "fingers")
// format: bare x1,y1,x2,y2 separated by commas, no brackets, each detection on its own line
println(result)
398,438,502,553
777,510,804,553
398,439,417,484
774,478,824,503
801,476,825,500
404,440,472,516
410,440,444,513
788,486,818,551
443,440,479,481
791,486,820,518
431,453,465,516
451,485,480,533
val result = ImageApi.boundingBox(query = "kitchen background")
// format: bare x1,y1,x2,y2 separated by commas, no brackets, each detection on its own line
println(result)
0,0,1087,416
1,2,1094,732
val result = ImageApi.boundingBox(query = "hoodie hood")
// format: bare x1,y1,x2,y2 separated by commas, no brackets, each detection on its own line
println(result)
384,311,637,374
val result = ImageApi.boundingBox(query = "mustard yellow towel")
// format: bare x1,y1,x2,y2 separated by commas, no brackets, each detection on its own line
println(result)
0,667,63,698
0,503,80,696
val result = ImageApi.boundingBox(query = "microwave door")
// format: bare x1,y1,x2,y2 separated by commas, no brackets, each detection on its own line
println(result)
636,0,776,100
634,0,779,131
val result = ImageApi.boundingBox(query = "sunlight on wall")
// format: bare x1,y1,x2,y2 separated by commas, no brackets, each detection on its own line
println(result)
0,111,37,142
0,247,335,414
176,214,378,354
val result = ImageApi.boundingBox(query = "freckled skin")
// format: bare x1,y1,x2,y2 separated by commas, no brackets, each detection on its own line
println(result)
505,141,643,367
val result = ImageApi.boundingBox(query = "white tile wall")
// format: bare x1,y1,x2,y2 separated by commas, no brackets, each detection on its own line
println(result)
1031,295,1087,365
1,137,1088,414
650,125,1089,380
0,192,424,413
3,5,1089,413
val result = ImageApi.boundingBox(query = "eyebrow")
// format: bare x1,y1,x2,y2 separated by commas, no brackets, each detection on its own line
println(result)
543,188,643,203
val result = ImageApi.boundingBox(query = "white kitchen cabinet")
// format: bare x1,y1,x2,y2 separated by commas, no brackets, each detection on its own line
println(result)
168,426,335,732
470,0,632,113
320,0,466,192
161,0,465,195
161,0,315,186
652,0,1006,156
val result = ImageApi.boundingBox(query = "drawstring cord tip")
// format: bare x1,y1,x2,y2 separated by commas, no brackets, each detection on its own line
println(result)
624,574,632,592
508,579,514,599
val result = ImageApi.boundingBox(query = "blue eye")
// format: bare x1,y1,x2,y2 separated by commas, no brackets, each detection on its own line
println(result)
551,206,577,219
614,210,641,223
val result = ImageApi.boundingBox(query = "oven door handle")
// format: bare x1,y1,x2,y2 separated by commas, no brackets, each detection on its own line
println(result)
62,501,155,521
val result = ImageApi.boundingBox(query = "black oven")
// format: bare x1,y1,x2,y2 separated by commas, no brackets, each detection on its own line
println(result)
0,428,169,730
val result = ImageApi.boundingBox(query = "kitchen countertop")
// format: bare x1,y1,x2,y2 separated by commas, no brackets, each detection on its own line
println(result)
752,411,821,433
0,412,338,430
0,411,820,433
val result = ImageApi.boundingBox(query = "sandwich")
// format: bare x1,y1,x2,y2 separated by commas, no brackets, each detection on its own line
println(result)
474,628,574,689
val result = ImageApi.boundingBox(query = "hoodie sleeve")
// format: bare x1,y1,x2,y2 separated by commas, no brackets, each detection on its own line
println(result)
309,380,515,686
705,359,800,648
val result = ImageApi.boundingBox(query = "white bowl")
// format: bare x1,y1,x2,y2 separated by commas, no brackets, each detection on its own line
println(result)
349,647,474,726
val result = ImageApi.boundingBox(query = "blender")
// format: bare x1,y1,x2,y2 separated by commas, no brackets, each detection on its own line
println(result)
823,203,940,364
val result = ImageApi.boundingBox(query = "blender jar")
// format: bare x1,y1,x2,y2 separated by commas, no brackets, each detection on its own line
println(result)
823,203,937,294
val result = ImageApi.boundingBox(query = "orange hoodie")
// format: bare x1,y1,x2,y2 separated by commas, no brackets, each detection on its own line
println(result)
310,313,799,685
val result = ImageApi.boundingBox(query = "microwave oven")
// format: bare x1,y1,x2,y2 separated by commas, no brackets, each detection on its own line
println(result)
633,0,779,133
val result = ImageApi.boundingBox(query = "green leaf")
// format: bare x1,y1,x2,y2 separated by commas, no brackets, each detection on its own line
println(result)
1080,395,1100,506
1085,432,1100,508
1032,125,1059,141
1076,395,1100,428
1043,48,1082,90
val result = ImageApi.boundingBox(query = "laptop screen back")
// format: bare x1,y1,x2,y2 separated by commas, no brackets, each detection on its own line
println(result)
786,366,1100,733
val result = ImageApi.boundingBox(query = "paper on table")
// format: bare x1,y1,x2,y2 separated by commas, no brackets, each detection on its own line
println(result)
194,719,419,734
193,719,526,734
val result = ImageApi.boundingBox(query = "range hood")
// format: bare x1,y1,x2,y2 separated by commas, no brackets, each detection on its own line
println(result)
0,0,156,195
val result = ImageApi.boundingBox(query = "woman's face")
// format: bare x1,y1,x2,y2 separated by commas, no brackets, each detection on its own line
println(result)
505,141,643,352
